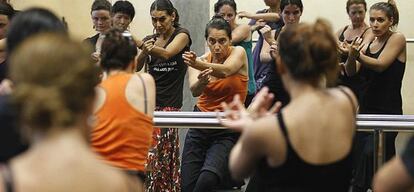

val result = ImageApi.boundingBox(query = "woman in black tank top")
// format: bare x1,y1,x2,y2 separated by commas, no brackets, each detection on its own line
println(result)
345,1,406,191
220,19,357,192
336,0,373,103
337,0,372,62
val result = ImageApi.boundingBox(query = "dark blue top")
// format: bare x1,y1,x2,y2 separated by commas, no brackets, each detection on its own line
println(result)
249,10,288,106
253,112,353,192
360,34,405,114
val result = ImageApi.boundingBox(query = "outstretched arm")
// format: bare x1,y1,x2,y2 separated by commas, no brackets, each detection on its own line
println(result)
358,33,406,72
183,47,246,78
238,11,280,22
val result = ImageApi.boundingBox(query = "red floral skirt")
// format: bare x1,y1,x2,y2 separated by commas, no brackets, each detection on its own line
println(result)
146,106,181,192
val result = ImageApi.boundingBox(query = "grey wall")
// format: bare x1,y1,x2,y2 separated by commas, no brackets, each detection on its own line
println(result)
171,0,210,155
172,0,209,112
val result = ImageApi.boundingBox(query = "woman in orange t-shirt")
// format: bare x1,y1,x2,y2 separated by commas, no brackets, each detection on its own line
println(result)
181,16,248,192
91,29,155,186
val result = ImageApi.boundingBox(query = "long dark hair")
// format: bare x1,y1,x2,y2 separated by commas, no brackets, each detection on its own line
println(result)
214,0,237,13
150,0,180,27
7,8,67,53
204,15,232,40
280,0,303,12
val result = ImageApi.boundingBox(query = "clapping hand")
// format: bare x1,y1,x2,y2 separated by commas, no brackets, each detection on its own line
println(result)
219,87,281,132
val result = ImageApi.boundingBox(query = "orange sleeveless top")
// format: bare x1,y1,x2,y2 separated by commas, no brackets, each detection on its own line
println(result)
91,74,153,172
197,48,248,112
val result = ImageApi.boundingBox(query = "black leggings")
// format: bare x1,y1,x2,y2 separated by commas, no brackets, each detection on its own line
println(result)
192,170,220,192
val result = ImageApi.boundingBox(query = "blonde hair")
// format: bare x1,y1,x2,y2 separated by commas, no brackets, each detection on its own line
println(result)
10,33,100,135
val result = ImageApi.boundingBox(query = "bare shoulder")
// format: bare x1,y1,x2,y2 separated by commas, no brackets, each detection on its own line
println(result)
136,73,155,88
242,115,279,153
92,162,133,192
173,32,190,42
389,32,406,45
236,24,251,32
232,46,246,56
331,86,357,114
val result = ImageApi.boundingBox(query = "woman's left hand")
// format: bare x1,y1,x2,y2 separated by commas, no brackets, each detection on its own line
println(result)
219,94,252,132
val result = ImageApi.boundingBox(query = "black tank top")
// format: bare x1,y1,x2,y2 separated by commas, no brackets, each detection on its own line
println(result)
337,26,370,103
360,33,405,114
253,105,353,191
144,27,192,108
0,164,14,192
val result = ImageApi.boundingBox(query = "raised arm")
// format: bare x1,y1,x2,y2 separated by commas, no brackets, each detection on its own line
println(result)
231,24,250,44
150,33,190,60
238,11,280,22
137,32,190,71
183,46,246,78
357,32,406,72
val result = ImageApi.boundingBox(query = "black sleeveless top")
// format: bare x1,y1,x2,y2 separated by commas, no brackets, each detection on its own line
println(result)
144,27,192,108
338,26,370,63
337,26,370,103
359,34,405,114
0,164,14,192
253,110,353,191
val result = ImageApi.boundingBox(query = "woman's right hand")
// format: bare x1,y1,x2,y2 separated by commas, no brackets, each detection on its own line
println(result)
219,94,252,132
219,87,281,132
182,51,198,67
247,87,281,119
141,39,156,54
238,11,253,19
259,25,274,45
349,37,364,59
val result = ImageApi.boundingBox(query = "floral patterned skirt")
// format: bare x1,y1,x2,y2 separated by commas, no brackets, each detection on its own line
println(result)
146,106,181,192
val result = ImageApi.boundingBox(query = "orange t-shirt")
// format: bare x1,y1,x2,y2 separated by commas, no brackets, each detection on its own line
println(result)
197,48,248,112
91,74,153,172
